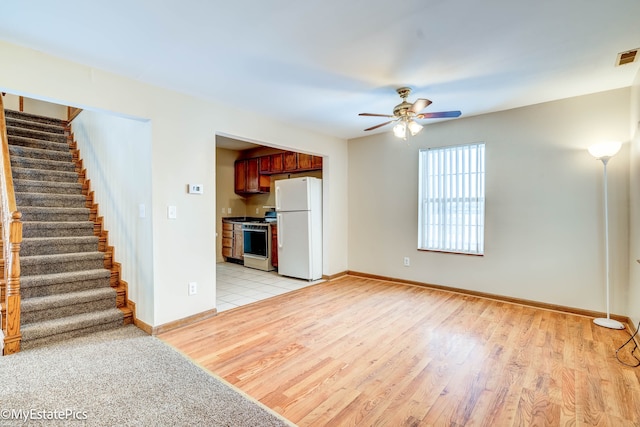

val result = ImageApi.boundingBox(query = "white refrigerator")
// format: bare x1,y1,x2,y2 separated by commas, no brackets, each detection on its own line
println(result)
275,177,322,280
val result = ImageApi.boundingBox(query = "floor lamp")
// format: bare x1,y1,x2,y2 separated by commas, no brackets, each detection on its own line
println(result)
588,141,624,330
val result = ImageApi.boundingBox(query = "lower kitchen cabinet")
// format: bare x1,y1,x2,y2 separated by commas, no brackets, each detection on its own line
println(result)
232,223,244,260
222,222,233,258
222,220,244,263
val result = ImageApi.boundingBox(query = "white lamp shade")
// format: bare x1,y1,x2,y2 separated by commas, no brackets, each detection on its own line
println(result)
393,122,407,138
407,120,423,136
588,141,622,159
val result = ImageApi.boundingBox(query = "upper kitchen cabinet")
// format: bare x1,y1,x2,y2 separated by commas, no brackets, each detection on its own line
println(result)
234,150,323,195
278,152,322,174
271,153,284,174
297,153,312,170
284,151,298,172
234,158,270,195
259,156,271,174
257,152,322,175
312,155,322,169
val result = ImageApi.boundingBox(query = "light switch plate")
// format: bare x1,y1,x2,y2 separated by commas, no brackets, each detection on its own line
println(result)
168,205,177,219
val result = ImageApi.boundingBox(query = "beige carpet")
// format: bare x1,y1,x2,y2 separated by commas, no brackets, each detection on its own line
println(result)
0,325,293,426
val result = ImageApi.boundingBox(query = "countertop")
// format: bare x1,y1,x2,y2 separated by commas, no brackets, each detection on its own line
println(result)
222,216,266,223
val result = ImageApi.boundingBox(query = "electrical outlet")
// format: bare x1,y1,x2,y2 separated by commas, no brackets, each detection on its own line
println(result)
227,208,232,214
188,282,197,296
256,208,259,214
403,257,410,267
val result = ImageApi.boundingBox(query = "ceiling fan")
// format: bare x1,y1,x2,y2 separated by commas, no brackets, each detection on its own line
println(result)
359,87,461,139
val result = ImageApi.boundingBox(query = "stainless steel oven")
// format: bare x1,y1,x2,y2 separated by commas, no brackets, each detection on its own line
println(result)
242,223,273,271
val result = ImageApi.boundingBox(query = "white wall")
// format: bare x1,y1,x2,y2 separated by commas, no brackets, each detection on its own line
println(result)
2,93,20,111
349,88,631,315
2,93,67,119
71,110,154,324
22,97,67,119
0,41,349,326
629,69,640,328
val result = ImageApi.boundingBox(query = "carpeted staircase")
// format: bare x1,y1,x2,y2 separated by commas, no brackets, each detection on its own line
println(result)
4,109,129,350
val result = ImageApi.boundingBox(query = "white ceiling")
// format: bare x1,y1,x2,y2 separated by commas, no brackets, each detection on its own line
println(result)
1,1,640,142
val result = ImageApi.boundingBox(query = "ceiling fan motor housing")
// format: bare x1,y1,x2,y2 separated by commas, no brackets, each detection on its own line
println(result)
394,87,415,118
393,102,414,118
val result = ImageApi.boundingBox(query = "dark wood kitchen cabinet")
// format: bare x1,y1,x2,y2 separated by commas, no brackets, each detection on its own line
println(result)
259,156,271,174
232,223,244,260
312,155,323,170
282,152,322,173
297,153,312,170
222,221,244,262
234,159,270,195
222,222,233,259
299,154,322,171
234,160,246,194
270,153,284,174
283,151,298,172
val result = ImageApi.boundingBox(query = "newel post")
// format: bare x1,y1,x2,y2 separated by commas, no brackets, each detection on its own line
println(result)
3,211,22,355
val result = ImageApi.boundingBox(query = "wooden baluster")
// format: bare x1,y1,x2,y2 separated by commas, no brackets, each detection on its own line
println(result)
0,220,5,333
3,212,22,354
0,95,23,355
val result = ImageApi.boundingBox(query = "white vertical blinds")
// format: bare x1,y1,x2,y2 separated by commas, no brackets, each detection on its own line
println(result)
418,143,485,254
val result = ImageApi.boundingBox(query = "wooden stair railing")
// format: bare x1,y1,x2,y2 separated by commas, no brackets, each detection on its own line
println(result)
0,94,23,355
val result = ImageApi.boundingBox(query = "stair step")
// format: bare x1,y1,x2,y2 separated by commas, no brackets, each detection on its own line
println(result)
4,109,127,350
5,116,66,135
9,144,72,162
20,308,123,350
21,287,117,324
20,206,90,222
11,166,79,183
4,109,67,127
21,235,99,256
10,155,76,173
16,192,86,208
21,252,106,276
22,221,94,238
14,179,83,195
7,135,70,152
6,125,68,144
20,269,111,299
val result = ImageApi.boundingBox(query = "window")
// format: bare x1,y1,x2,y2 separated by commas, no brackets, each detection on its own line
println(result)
418,143,485,255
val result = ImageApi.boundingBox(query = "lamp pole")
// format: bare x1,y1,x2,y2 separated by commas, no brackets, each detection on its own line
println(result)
589,142,624,330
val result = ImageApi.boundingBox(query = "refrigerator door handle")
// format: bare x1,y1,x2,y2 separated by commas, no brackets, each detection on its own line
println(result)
277,213,283,248
275,187,281,210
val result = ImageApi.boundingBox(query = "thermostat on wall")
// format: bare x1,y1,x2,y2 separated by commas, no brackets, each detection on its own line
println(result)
188,184,204,194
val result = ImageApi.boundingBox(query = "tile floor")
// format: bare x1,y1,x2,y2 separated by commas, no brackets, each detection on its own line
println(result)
216,262,323,312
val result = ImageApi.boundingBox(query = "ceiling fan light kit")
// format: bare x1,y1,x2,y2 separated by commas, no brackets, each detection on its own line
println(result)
393,122,407,139
359,87,461,139
407,120,423,136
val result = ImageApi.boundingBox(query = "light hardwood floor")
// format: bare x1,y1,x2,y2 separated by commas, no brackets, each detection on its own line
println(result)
159,276,640,426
